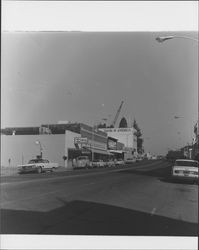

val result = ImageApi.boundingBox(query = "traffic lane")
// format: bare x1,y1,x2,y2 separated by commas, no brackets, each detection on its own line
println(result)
0,160,164,184
1,161,198,235
1,161,169,205
1,160,197,220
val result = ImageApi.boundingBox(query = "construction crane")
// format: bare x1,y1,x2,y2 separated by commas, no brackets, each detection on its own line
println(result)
110,101,124,128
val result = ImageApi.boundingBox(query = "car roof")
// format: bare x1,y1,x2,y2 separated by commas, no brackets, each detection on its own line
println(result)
175,159,198,163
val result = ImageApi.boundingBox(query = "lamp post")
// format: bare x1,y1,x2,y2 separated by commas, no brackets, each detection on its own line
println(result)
35,140,43,158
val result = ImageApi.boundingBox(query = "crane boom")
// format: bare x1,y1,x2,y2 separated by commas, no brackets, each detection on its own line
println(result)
110,101,124,127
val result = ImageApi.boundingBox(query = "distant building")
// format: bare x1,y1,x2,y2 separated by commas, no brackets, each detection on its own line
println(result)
192,121,199,160
99,127,137,160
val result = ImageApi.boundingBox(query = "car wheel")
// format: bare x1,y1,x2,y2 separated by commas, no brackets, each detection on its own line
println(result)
37,167,42,174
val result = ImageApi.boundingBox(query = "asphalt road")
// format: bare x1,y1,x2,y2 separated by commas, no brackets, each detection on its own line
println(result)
1,160,198,236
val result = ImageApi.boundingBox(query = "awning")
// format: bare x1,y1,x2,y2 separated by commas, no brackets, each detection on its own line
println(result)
109,150,124,154
91,148,113,156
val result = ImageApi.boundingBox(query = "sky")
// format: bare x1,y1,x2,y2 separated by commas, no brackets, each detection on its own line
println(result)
1,1,198,156
1,2,199,250
2,31,198,155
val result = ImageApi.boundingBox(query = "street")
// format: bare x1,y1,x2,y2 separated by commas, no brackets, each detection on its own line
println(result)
1,160,198,236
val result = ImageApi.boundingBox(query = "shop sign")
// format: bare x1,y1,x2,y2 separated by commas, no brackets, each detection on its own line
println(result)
81,150,91,154
39,126,52,134
102,128,134,133
107,138,117,150
74,137,88,144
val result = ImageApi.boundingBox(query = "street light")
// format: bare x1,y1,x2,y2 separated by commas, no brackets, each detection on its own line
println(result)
35,140,43,158
174,116,184,119
156,35,199,43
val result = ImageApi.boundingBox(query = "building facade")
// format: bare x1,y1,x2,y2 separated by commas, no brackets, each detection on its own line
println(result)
1,123,116,168
99,127,137,160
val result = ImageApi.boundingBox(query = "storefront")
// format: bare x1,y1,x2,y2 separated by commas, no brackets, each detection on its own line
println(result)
65,124,113,169
100,127,137,160
1,122,126,168
107,137,124,160
100,127,137,149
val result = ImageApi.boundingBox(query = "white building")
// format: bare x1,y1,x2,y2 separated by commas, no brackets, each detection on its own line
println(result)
99,127,137,160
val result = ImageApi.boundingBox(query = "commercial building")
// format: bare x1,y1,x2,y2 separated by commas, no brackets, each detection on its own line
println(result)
1,123,121,169
99,127,137,160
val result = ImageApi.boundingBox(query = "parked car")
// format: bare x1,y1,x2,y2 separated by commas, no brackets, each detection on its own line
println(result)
136,157,143,162
115,159,125,166
92,159,105,168
75,156,91,169
105,160,115,168
18,158,59,174
125,158,136,164
171,159,198,182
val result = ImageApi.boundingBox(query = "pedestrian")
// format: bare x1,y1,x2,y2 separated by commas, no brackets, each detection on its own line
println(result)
8,158,11,166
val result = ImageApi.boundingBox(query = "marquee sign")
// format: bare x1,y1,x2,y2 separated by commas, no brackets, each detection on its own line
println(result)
102,128,134,133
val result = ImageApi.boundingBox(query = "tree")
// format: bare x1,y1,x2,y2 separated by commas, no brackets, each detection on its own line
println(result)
133,119,144,153
133,119,142,137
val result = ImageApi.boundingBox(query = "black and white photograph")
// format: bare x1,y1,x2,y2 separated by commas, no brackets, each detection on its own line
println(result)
1,1,198,250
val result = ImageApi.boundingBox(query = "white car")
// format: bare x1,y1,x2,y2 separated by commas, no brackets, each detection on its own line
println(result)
115,159,125,166
18,158,59,174
92,160,105,168
125,158,136,164
172,159,198,182
105,160,115,168
75,156,91,169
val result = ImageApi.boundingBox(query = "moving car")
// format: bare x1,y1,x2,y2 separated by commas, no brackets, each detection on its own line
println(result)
172,159,198,182
18,158,59,174
75,156,91,169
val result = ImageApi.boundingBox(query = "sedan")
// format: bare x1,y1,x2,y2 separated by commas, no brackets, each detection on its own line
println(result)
125,158,136,164
92,160,105,168
115,159,125,166
172,159,198,182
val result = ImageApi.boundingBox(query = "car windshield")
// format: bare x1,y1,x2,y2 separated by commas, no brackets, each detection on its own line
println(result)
175,161,198,167
28,159,42,164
